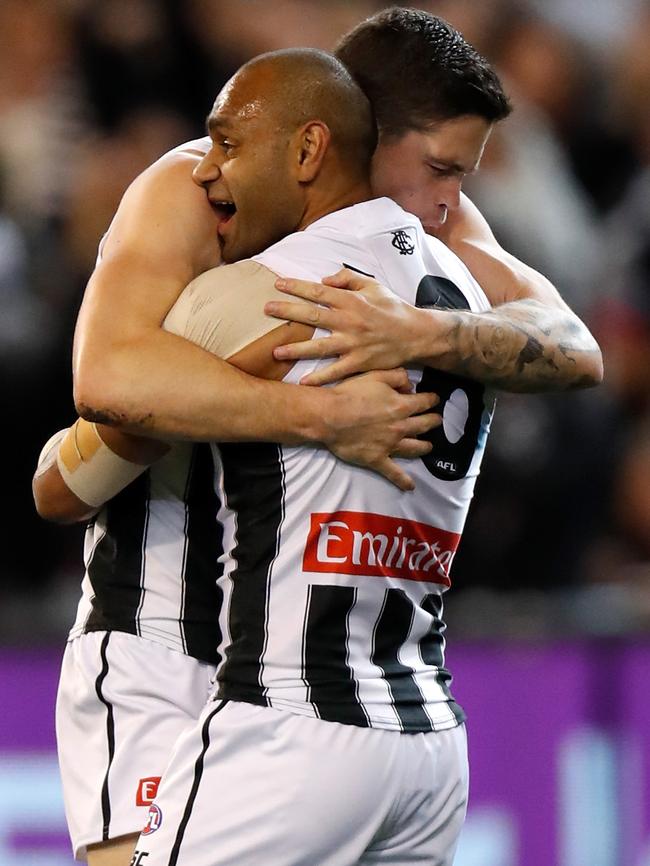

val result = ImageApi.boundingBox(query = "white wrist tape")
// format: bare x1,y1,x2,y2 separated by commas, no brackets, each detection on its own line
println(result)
56,419,147,508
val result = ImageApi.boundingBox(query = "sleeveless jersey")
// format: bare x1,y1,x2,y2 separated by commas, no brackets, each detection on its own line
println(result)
212,197,495,732
69,135,224,665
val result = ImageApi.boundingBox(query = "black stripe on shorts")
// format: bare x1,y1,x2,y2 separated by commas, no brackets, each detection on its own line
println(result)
167,700,229,866
94,633,115,840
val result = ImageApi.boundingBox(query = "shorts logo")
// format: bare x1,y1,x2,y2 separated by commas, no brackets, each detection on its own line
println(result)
303,511,460,585
136,777,161,807
141,804,163,835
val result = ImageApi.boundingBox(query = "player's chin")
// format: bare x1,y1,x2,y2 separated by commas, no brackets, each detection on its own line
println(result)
219,233,242,264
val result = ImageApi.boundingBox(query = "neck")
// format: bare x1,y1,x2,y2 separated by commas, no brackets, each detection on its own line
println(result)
298,176,373,231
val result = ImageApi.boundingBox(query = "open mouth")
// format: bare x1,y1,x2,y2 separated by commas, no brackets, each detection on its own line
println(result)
210,200,237,226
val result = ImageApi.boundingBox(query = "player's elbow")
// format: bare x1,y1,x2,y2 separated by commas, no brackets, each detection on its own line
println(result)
32,474,95,525
73,364,121,426
572,340,604,389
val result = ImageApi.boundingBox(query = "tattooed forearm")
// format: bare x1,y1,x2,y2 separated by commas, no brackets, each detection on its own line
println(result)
418,300,603,393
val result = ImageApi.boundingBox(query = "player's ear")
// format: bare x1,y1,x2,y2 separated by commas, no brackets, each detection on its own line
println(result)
293,121,330,183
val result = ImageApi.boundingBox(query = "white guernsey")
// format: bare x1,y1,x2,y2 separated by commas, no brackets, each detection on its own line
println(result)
134,196,494,866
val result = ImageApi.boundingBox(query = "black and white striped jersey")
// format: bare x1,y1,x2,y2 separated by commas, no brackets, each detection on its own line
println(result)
212,197,495,732
69,442,224,665
70,140,221,666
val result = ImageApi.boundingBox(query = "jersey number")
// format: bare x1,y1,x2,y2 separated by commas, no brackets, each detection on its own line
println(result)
415,275,493,482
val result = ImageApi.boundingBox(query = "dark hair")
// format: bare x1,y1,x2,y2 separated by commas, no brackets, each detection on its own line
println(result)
336,7,512,138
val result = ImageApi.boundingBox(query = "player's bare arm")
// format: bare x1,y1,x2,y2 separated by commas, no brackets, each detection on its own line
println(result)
38,257,440,521
265,195,603,391
32,424,169,524
72,147,438,482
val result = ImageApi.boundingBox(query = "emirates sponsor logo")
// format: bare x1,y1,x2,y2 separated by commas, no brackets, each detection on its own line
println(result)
303,511,459,585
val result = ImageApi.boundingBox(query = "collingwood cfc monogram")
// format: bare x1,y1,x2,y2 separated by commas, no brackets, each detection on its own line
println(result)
391,230,415,255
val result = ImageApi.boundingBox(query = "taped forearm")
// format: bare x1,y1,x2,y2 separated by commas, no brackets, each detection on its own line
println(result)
56,420,150,507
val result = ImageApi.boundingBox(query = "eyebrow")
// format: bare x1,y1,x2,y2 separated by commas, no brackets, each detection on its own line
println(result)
206,115,231,136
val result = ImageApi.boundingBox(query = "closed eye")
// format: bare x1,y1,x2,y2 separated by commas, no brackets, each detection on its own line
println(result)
427,164,458,178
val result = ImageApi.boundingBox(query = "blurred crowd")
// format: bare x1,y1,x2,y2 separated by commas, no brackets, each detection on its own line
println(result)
2,0,649,644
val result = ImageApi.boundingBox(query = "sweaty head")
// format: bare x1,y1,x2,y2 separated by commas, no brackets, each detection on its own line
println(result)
194,48,376,263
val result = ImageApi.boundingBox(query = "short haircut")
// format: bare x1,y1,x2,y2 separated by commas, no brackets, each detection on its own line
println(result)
336,7,512,138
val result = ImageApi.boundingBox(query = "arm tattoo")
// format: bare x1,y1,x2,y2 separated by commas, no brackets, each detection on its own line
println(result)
437,300,602,392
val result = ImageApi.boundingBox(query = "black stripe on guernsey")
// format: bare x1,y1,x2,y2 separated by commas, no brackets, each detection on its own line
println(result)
217,443,285,705
419,593,445,669
95,633,115,840
303,585,369,726
342,262,376,278
420,593,466,726
85,472,150,634
180,444,224,665
167,700,229,866
371,588,433,732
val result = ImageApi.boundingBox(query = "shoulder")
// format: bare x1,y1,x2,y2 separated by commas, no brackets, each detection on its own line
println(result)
124,137,210,202
311,197,418,240
423,235,492,312
98,137,218,268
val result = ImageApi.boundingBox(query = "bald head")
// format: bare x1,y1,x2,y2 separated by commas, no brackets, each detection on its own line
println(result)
219,48,377,177
198,48,376,263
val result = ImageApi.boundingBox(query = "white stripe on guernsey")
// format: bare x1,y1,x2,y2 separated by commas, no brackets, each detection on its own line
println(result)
261,534,316,705
211,445,237,681
348,584,401,729
258,449,287,699
70,521,108,637
135,446,193,650
397,587,451,717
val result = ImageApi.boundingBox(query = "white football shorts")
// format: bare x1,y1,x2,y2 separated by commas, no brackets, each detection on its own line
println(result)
56,631,216,860
132,699,469,866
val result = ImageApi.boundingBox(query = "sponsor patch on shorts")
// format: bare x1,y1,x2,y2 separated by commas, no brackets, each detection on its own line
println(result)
136,776,161,806
141,803,163,835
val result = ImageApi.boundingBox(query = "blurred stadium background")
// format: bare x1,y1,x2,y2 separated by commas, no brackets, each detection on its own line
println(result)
1,1,649,864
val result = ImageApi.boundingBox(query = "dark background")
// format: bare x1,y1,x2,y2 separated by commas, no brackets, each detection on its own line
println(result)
1,0,649,646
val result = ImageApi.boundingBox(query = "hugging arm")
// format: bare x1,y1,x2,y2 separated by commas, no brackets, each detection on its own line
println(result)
35,260,441,523
265,193,603,391
71,149,438,481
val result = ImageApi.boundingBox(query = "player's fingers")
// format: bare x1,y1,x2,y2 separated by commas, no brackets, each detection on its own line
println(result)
400,411,442,437
373,457,416,492
402,391,440,415
365,368,412,393
391,439,434,459
274,336,343,364
265,299,335,329
321,268,376,293
274,276,347,307
299,356,360,385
